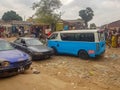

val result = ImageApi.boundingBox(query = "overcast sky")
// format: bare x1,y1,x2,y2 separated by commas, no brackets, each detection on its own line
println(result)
0,0,120,26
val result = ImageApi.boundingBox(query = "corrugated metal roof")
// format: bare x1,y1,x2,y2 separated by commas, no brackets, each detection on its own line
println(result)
0,20,32,26
108,20,120,27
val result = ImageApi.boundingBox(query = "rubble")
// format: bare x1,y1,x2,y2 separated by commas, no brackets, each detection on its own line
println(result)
32,68,40,74
31,67,40,74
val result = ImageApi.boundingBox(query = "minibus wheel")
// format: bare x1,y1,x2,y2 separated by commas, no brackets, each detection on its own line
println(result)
78,50,89,60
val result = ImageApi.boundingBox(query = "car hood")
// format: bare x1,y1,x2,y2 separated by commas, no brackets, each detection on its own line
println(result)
0,49,28,63
28,45,52,52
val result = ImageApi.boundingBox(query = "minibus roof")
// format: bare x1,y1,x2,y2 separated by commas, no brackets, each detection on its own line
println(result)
55,29,101,33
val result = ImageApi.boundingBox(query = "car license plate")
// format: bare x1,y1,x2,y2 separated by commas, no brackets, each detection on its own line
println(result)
18,66,25,72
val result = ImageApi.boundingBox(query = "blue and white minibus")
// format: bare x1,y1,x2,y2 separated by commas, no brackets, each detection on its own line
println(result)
47,29,106,59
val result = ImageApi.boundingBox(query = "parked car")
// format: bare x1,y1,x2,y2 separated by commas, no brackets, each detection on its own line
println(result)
0,39,32,77
11,37,53,60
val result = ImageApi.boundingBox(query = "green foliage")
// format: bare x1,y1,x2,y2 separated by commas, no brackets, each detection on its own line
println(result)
79,7,94,28
90,23,96,29
33,0,62,15
2,10,22,21
33,0,62,31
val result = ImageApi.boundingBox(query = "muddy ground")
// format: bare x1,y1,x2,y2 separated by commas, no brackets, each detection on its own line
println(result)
0,37,120,90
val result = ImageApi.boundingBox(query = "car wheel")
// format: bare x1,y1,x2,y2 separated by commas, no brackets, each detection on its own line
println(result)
78,50,89,60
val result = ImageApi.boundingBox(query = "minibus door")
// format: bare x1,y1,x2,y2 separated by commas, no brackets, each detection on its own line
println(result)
55,41,73,54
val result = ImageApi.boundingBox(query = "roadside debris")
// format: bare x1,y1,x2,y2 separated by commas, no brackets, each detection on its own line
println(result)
31,67,40,74
104,54,120,60
32,69,40,74
110,54,119,60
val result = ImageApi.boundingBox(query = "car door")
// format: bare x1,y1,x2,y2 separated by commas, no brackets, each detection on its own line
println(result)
20,39,28,52
13,38,22,49
13,38,27,52
57,33,75,54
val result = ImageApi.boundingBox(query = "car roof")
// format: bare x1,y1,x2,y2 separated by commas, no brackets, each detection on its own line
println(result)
19,37,36,40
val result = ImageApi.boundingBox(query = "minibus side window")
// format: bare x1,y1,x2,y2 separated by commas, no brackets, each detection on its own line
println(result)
60,33,94,42
75,33,95,42
60,33,65,40
60,33,75,41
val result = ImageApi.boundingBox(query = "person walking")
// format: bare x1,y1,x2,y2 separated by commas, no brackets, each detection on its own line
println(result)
18,27,22,36
111,30,117,48
117,28,120,47
106,31,112,48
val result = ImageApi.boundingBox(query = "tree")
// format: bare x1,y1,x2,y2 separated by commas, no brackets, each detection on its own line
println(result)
79,7,94,28
90,23,96,29
2,10,22,21
33,0,62,31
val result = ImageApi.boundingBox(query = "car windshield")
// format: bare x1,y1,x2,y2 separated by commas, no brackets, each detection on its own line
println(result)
0,40,14,51
26,39,43,46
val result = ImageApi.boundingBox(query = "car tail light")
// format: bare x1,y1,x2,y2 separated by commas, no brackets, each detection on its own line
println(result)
88,50,95,54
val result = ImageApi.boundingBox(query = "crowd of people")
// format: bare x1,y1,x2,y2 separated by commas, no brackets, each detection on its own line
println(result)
105,28,120,48
0,25,51,40
0,25,41,38
0,26,12,38
1,25,120,48
0,26,27,38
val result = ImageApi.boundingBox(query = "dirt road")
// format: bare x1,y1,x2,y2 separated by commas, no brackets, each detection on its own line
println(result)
0,37,120,90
